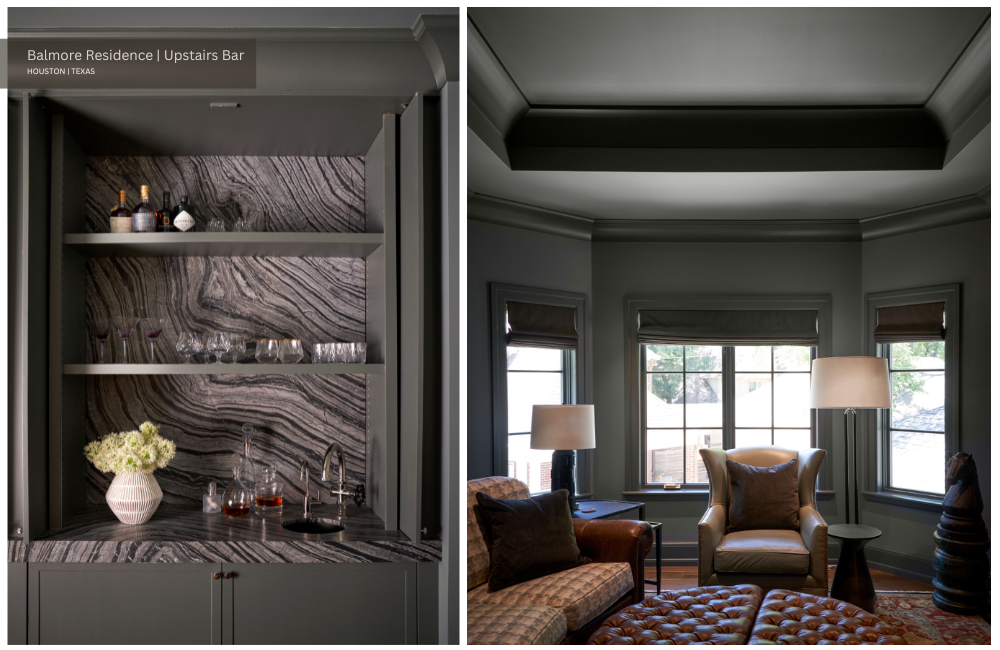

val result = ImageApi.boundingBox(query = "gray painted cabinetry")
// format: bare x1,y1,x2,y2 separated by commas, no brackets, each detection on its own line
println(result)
27,562,416,645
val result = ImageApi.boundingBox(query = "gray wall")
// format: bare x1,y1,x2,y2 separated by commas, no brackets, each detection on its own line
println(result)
467,219,593,480
861,219,991,568
591,241,862,548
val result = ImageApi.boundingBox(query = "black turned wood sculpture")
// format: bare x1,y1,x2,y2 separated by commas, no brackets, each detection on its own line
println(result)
932,452,990,614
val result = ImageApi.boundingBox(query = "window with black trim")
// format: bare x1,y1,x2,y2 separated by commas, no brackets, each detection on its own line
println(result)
641,344,815,486
867,286,959,500
491,284,588,494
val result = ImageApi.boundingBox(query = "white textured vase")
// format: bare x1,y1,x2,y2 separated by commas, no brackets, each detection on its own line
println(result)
106,472,163,525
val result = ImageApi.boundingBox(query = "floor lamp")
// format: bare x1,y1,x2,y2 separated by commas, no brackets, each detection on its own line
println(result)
530,405,596,512
809,356,891,525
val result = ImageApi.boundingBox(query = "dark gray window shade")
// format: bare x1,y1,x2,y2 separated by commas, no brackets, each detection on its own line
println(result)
874,302,945,343
636,309,818,346
506,301,579,350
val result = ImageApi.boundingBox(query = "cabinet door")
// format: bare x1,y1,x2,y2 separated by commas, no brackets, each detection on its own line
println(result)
28,563,223,645
226,563,416,645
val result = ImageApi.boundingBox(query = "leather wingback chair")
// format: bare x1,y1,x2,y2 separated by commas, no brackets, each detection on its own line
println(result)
698,446,828,596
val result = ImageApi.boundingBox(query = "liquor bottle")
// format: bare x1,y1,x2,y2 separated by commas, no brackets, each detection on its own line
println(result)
157,190,176,233
173,195,196,233
109,190,132,233
132,185,157,233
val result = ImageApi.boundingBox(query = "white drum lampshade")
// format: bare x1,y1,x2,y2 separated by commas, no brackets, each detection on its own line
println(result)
810,357,891,410
530,405,596,450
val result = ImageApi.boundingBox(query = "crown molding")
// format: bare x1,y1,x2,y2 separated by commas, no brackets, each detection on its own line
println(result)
412,15,459,88
7,27,418,41
468,194,593,242
592,219,861,243
859,194,990,241
469,193,990,243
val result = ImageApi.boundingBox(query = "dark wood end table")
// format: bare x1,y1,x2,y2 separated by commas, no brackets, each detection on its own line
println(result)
828,523,882,613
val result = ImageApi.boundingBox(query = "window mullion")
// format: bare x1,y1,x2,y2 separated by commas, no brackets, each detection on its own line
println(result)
723,347,735,449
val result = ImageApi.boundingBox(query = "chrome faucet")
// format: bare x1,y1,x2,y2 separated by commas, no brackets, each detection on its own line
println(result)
298,459,314,518
321,442,351,518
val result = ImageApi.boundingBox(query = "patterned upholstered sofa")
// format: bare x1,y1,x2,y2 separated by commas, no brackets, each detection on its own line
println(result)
467,477,653,645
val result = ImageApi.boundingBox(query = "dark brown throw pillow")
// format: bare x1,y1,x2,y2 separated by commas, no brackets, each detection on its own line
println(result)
475,489,590,592
726,458,800,533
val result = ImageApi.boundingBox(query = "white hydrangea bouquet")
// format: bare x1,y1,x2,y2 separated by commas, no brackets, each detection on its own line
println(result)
85,421,176,525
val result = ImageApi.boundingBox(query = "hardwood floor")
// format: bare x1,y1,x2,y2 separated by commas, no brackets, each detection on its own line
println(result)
643,566,933,593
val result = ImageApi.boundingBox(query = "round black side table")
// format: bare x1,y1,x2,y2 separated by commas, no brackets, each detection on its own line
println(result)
828,524,882,613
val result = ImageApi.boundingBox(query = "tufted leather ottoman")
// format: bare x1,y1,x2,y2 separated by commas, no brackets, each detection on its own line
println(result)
588,584,764,644
749,589,906,645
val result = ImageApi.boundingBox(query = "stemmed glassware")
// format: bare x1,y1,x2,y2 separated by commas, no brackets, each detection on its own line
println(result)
175,332,203,363
111,316,139,363
207,216,226,232
141,317,167,363
227,334,246,363
90,317,111,363
206,332,229,364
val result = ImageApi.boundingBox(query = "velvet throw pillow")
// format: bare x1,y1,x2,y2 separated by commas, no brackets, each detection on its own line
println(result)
475,489,590,592
726,458,800,533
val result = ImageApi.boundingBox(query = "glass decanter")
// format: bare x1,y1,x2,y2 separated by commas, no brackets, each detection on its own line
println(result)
255,465,283,516
222,454,253,519
240,423,259,488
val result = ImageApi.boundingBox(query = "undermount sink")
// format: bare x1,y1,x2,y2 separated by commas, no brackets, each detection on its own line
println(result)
281,518,345,535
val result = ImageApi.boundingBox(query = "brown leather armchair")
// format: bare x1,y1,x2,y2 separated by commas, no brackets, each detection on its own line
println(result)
697,446,828,596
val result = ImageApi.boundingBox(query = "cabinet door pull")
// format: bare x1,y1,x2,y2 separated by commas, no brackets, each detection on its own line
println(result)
213,572,221,580
224,572,233,579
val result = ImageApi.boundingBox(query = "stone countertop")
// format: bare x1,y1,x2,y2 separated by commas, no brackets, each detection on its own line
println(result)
10,504,441,564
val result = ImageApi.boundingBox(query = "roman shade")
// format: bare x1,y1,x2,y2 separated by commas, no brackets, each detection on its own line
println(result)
506,301,579,350
636,309,818,346
874,302,945,343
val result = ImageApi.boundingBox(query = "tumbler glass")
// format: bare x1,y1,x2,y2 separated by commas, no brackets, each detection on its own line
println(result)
255,466,283,516
278,339,303,364
311,343,325,364
350,342,367,364
255,339,279,364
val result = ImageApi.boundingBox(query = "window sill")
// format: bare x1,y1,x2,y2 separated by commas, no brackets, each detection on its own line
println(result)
620,489,837,501
863,490,944,513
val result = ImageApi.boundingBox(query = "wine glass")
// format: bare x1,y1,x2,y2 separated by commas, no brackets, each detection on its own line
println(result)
111,316,139,363
206,332,229,365
141,317,168,363
207,216,226,232
90,317,111,363
226,334,246,363
175,332,202,363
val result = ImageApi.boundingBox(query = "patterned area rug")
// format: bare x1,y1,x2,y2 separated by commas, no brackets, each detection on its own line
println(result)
641,589,991,645
875,591,990,645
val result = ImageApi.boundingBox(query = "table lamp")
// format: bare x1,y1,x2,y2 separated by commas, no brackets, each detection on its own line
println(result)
530,405,596,511
809,357,891,525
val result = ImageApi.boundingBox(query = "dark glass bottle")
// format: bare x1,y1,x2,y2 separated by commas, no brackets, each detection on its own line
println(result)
157,191,177,233
173,195,196,233
109,190,132,233
131,185,157,233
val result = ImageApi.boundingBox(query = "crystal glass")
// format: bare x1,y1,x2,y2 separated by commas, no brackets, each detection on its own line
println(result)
227,333,246,363
175,331,202,363
311,343,325,364
278,339,303,364
323,342,337,363
233,216,251,232
349,342,367,364
91,317,111,363
222,454,253,519
333,342,350,363
207,216,226,232
255,465,283,516
206,332,229,364
111,316,139,363
241,423,258,487
141,317,167,363
255,338,279,364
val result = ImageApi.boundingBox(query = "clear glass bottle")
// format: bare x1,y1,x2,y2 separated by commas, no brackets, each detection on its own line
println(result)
109,190,132,233
203,481,222,513
255,465,283,516
222,454,253,519
241,423,258,488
